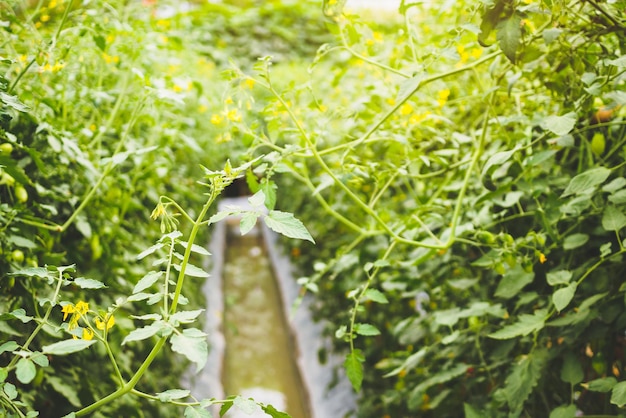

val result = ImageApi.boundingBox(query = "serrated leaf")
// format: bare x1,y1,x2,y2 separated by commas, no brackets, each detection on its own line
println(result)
264,210,315,243
488,309,547,339
170,328,208,372
409,364,469,409
561,167,611,197
354,323,380,336
496,13,522,64
16,358,36,384
133,271,163,294
363,289,389,304
345,350,364,391
74,277,106,289
122,322,165,345
0,309,33,323
157,389,190,402
504,350,548,412
42,339,97,355
260,179,277,210
553,282,577,312
610,381,626,407
482,148,518,181
602,205,626,232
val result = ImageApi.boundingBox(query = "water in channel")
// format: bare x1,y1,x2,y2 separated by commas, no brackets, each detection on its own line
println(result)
221,225,310,418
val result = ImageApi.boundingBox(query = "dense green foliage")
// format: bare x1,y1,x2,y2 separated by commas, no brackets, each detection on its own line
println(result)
1,0,626,417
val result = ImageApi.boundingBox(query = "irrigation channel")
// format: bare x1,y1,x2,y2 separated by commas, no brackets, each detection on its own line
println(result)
188,196,356,418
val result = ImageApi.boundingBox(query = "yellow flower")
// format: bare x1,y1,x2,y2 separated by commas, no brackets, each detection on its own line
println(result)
210,114,224,125
61,304,75,321
539,253,547,264
75,301,89,315
96,315,115,331
82,328,94,340
227,109,241,123
437,89,450,107
150,202,166,220
400,103,413,116
242,78,255,89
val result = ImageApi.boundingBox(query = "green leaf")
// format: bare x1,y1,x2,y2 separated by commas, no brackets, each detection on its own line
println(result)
0,92,30,112
542,113,577,137
546,270,572,286
560,352,584,385
549,404,577,418
74,277,106,289
482,148,519,185
137,243,165,260
608,54,626,68
504,349,548,412
354,323,381,336
184,406,212,418
496,13,522,64
561,167,611,197
488,309,547,340
48,376,81,407
0,341,18,355
260,179,277,210
563,234,589,250
16,358,36,384
10,267,50,278
42,339,97,355
464,403,483,418
233,396,259,414
157,389,191,402
122,322,165,345
585,376,617,392
363,289,388,304
345,350,364,391
179,241,211,256
610,381,626,407
495,265,534,299
170,328,208,372
409,364,469,409
264,210,315,243
248,190,265,207
174,263,211,278
602,205,626,232
553,282,577,312
169,309,204,326
133,271,163,294
240,211,259,235
261,404,292,418
0,309,33,323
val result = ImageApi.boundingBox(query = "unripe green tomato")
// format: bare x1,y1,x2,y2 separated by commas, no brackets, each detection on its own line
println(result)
494,262,506,275
0,172,15,186
591,132,606,156
15,185,28,203
503,252,516,267
468,316,481,331
90,234,102,261
0,143,13,154
476,231,496,244
499,233,514,246
4,276,15,289
11,249,24,263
